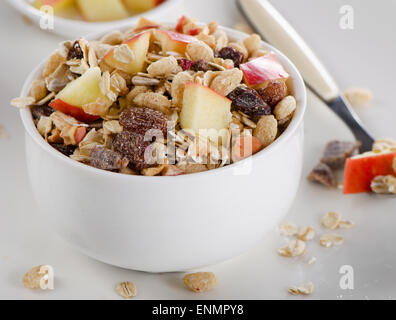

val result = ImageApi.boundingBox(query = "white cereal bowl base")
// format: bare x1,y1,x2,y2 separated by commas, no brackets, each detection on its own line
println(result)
7,0,183,38
20,26,306,272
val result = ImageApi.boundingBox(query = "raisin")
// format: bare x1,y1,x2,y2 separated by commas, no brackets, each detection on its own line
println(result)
257,80,288,107
119,107,168,138
191,59,211,72
68,40,84,60
50,143,76,156
307,163,336,188
320,140,361,169
218,47,244,67
91,147,128,171
227,86,271,116
179,58,193,71
112,131,151,171
31,105,54,120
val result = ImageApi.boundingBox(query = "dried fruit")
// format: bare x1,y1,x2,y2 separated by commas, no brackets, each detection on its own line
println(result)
321,140,361,169
183,272,219,293
68,40,84,60
307,163,336,188
115,281,137,299
227,86,271,116
120,107,168,137
50,143,76,156
320,234,344,247
31,105,55,120
278,239,306,257
257,80,288,107
112,131,151,171
191,59,211,72
179,58,193,71
91,147,128,170
217,46,245,67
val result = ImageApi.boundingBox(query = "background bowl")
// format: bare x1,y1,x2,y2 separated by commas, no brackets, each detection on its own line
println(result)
7,0,183,38
19,25,306,272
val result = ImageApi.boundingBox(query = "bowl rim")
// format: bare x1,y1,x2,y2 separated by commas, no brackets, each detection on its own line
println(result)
7,0,181,31
19,24,307,181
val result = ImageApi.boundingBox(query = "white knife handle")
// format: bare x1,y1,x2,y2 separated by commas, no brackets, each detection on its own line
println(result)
239,0,339,102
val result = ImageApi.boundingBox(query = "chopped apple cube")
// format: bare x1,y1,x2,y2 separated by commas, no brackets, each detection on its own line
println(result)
123,0,164,13
153,29,196,55
33,0,75,13
76,0,129,22
103,31,151,75
240,52,289,86
49,67,111,122
180,83,232,143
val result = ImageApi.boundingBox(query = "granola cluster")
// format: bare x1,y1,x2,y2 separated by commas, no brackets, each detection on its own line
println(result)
12,16,296,176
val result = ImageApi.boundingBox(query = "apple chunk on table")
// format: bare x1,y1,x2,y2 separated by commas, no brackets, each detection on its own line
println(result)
49,67,111,123
240,52,289,87
103,31,151,75
344,152,396,194
33,0,75,13
76,0,129,22
123,0,164,13
180,83,232,143
153,29,196,55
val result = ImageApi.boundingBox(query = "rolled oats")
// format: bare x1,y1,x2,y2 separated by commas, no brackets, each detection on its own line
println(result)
233,22,254,34
320,234,344,247
37,116,53,138
147,56,180,77
186,40,214,62
274,96,297,121
297,226,315,241
278,239,306,257
288,282,314,296
214,29,229,51
279,223,298,237
371,175,396,194
132,76,161,86
210,68,243,96
338,220,354,229
110,72,129,96
22,265,52,290
113,44,135,64
115,281,137,299
372,138,396,153
134,92,171,115
321,212,341,230
42,51,66,78
82,97,109,116
101,31,124,45
183,272,219,293
29,79,48,102
10,97,35,109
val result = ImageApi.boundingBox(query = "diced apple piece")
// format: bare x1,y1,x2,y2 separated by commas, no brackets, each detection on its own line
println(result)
233,136,263,162
76,0,129,22
123,0,164,13
134,17,159,32
33,0,75,13
180,83,232,143
240,52,289,86
153,29,196,55
344,152,396,194
103,31,151,75
49,67,111,122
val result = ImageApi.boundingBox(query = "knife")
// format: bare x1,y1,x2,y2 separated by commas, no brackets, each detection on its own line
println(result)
237,0,374,152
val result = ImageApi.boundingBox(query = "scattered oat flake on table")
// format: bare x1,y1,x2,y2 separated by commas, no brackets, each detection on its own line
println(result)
338,220,354,229
288,282,314,296
321,212,341,230
22,265,51,289
115,281,138,299
279,223,298,236
0,125,7,139
278,239,306,257
297,226,315,241
320,234,344,248
371,175,396,194
183,272,219,293
344,88,373,106
308,257,317,265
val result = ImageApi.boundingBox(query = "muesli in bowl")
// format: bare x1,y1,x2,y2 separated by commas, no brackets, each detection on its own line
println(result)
12,16,297,177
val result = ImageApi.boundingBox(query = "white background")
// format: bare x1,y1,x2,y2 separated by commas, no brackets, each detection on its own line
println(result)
1,0,396,299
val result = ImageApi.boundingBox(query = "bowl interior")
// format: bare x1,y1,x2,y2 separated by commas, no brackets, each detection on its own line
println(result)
19,24,307,180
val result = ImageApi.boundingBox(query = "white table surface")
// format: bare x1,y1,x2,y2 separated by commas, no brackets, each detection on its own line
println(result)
1,0,396,300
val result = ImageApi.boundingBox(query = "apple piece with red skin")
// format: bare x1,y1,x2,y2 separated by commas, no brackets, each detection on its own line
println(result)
49,67,111,123
103,31,151,75
33,0,74,13
240,52,290,86
153,29,196,55
343,152,396,194
123,0,164,13
175,16,186,33
75,127,87,144
134,17,159,32
77,0,129,22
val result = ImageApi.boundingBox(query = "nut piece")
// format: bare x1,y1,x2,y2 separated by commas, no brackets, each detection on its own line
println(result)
279,223,298,236
307,163,336,188
147,56,180,77
371,175,396,194
288,282,314,296
344,88,373,106
186,40,214,62
257,80,288,107
274,96,297,121
321,212,341,230
243,34,261,55
297,226,315,241
183,272,219,293
253,115,277,147
210,68,243,96
320,234,344,247
115,281,137,299
278,239,306,257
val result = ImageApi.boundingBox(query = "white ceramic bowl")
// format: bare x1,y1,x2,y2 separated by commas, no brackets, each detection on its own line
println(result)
7,0,182,38
19,26,306,272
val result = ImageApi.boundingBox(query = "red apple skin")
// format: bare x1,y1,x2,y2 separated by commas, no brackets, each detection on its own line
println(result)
343,152,396,194
175,16,186,33
156,29,196,43
240,52,289,86
49,99,100,123
155,0,165,6
104,31,150,60
75,127,87,144
134,25,159,32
